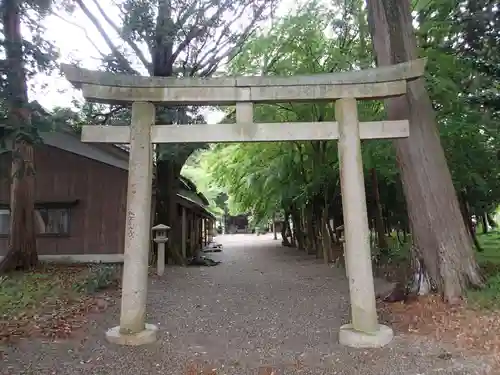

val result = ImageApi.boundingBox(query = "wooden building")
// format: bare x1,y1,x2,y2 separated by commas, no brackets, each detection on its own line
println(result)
173,180,216,260
0,128,214,263
225,214,250,234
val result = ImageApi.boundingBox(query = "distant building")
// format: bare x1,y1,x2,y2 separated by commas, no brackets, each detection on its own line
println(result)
225,214,250,234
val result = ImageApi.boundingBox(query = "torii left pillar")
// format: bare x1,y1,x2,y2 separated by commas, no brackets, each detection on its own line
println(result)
105,102,158,346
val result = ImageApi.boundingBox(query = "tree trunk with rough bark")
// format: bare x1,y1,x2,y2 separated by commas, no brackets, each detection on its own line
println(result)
0,0,38,272
151,0,194,266
366,0,483,302
155,159,186,265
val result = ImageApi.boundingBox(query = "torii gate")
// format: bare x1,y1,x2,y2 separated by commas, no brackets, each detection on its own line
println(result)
62,58,426,348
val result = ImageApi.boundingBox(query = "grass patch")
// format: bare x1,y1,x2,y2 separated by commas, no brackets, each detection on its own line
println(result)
467,230,500,308
0,263,120,342
476,231,500,264
467,273,500,309
0,265,88,317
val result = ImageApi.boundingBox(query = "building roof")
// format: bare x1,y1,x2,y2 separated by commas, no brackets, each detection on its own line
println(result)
39,128,214,219
41,128,129,169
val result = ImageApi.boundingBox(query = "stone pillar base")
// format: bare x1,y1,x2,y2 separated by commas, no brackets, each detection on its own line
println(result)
105,324,158,346
339,324,393,348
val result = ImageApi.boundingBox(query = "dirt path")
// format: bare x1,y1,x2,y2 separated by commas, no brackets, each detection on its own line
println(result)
0,234,494,374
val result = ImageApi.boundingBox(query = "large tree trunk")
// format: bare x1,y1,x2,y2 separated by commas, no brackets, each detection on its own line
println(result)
366,0,483,302
152,0,189,266
0,0,38,272
155,159,186,265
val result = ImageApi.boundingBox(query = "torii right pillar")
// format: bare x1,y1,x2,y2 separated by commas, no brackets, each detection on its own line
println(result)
336,98,394,348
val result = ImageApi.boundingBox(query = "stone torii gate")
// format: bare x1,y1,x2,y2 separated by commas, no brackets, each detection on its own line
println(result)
62,58,425,348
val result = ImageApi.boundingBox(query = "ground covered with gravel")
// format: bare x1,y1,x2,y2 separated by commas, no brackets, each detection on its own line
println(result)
0,234,495,374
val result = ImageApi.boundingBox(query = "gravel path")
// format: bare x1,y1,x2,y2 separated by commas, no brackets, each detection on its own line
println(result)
0,234,494,374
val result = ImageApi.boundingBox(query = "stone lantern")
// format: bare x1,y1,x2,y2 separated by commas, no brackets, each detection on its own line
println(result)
152,224,170,276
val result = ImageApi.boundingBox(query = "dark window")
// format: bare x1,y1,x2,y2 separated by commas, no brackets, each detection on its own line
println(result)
36,208,70,235
0,209,9,235
0,207,71,235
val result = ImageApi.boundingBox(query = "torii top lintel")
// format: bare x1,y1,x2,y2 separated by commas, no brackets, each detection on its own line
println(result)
61,58,426,105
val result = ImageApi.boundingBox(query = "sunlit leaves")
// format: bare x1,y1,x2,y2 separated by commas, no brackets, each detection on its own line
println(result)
204,1,377,221
199,0,499,224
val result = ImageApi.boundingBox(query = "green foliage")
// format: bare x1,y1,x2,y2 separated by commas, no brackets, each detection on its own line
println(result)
467,231,500,308
197,0,499,227
0,264,119,316
0,0,60,154
181,149,228,215
0,263,119,317
0,272,55,316
72,265,120,294
467,273,500,309
203,1,400,223
0,0,60,84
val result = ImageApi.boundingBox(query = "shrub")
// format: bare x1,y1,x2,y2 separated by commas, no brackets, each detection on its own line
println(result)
73,264,120,294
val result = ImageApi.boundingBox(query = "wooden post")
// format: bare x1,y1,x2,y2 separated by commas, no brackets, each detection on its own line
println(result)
204,219,208,245
189,212,195,256
181,207,187,260
198,216,202,248
201,218,205,246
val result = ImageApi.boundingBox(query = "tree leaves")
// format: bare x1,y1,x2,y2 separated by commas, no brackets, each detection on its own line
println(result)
194,0,499,226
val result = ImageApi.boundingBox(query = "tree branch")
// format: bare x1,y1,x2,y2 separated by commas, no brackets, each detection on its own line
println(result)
89,0,152,74
197,4,266,76
74,0,138,75
52,12,106,59
170,2,228,66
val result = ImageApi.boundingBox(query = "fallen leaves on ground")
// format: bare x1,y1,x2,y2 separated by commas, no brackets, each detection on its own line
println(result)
380,295,500,360
0,264,118,343
377,257,500,369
